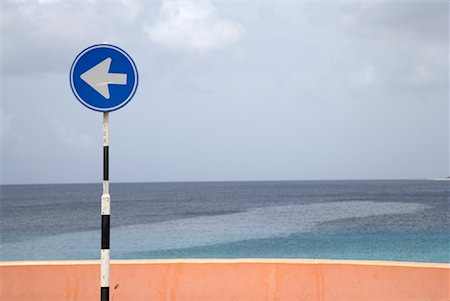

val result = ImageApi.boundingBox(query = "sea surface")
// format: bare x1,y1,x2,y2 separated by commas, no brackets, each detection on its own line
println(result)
0,180,449,263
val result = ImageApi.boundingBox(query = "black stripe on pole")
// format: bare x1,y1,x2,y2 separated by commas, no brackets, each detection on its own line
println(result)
101,215,110,249
103,146,109,181
101,287,109,301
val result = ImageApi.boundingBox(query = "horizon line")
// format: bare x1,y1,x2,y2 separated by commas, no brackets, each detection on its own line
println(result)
1,177,448,186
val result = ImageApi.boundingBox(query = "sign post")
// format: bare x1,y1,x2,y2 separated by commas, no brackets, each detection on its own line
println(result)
70,44,138,301
101,111,110,300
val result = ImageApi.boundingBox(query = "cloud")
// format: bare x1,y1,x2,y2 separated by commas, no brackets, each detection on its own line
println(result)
350,64,382,88
145,0,244,53
0,106,24,155
0,1,144,75
306,2,449,93
50,119,95,151
0,107,12,138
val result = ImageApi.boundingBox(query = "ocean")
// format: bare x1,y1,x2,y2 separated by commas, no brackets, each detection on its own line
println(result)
0,180,448,263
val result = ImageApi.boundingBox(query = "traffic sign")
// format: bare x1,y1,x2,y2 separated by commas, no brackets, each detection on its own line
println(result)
70,44,138,112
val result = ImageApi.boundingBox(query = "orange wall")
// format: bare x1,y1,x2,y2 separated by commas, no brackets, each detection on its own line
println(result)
1,259,449,301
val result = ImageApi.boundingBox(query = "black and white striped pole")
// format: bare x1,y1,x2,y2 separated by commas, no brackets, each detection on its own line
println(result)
101,112,111,301
70,44,138,301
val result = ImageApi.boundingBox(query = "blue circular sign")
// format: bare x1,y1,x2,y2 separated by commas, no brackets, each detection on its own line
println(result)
70,44,138,112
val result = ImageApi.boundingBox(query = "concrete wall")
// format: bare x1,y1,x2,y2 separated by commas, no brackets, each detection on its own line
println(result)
1,259,449,301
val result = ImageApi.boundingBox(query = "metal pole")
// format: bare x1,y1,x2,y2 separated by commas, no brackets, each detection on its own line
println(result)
101,112,110,301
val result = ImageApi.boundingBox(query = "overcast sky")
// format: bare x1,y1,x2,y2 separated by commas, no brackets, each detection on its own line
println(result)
0,0,448,185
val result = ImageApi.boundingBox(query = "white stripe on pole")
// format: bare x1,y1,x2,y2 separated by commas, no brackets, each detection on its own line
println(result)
101,191,111,215
103,112,109,147
101,249,110,287
103,180,109,194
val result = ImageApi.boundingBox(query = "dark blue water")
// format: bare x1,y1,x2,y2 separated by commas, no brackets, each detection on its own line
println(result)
1,180,449,262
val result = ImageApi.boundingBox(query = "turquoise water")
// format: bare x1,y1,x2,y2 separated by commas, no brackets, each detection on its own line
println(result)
126,229,448,263
1,180,449,262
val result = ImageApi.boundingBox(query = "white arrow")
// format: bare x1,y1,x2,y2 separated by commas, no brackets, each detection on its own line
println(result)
80,57,127,99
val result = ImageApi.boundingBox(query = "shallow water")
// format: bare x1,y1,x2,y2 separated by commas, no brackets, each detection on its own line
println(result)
1,180,448,262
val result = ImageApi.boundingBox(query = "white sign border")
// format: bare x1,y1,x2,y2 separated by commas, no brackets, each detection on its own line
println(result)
70,44,138,112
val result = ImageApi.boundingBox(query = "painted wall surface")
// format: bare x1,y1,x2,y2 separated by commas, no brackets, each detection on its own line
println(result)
0,259,449,301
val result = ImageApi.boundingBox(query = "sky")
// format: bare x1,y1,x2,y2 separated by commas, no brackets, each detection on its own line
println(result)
0,0,448,185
